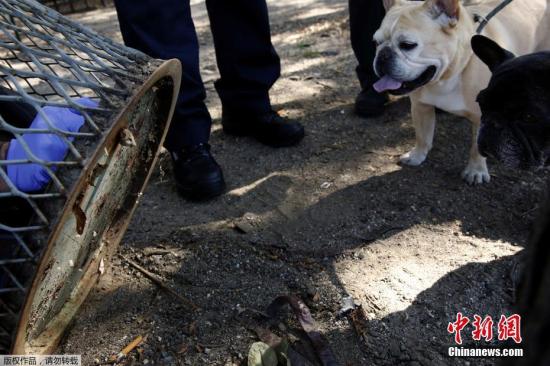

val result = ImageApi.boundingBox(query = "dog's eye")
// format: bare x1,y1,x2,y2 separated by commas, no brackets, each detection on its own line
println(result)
399,41,418,51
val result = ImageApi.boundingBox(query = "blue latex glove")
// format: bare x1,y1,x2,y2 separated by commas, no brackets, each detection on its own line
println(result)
6,98,98,192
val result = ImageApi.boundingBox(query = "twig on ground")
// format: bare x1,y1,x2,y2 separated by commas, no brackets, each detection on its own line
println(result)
142,247,179,257
107,335,144,364
120,254,199,311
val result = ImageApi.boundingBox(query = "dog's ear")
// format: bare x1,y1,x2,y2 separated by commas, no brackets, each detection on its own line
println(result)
426,0,460,25
471,35,516,72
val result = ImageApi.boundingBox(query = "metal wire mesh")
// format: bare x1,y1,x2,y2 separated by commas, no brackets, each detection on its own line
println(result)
0,0,163,352
39,0,111,14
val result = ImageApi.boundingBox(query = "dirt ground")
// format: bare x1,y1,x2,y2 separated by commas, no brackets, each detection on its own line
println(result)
60,1,549,365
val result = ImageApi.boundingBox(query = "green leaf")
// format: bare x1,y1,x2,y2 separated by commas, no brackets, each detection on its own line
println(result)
273,338,292,366
248,342,279,366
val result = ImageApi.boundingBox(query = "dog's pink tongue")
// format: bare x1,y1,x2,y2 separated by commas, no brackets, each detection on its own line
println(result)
373,76,402,92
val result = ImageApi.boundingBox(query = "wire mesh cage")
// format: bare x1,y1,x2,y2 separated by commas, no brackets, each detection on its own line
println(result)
39,0,111,14
0,0,181,354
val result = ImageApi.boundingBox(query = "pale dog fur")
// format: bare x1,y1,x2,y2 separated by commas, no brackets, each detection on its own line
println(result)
374,0,550,184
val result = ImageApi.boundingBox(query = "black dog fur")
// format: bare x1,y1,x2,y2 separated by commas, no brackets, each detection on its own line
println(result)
472,35,550,170
472,34,550,366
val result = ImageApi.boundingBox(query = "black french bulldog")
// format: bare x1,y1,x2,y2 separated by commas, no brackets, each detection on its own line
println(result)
472,35,550,366
471,34,550,170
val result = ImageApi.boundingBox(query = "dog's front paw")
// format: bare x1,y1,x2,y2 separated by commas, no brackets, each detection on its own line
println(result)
461,162,490,185
400,148,428,166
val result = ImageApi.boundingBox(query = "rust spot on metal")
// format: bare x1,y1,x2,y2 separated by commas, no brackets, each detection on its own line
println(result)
72,193,87,235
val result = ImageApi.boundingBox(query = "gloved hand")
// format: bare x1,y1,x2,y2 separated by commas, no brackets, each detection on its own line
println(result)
6,98,98,192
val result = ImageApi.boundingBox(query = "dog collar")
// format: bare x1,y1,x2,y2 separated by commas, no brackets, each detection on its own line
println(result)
473,0,514,34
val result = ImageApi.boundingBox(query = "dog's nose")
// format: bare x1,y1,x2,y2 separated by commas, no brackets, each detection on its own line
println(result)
375,47,394,77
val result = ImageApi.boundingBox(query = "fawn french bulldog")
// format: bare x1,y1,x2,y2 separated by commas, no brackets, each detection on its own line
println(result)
373,0,550,183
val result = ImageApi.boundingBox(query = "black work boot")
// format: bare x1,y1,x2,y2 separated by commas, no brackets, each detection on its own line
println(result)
170,144,226,201
354,87,388,118
222,110,305,147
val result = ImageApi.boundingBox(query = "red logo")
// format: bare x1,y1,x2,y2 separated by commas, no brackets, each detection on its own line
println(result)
472,315,494,341
448,313,522,344
498,314,522,344
447,312,470,345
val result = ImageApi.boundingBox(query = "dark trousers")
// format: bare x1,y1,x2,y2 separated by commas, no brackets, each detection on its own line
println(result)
114,0,281,150
349,0,386,90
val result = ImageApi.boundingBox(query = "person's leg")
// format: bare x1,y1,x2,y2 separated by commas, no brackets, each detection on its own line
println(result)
114,0,225,200
205,0,304,147
114,0,211,150
350,0,385,89
205,0,279,114
349,0,388,117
